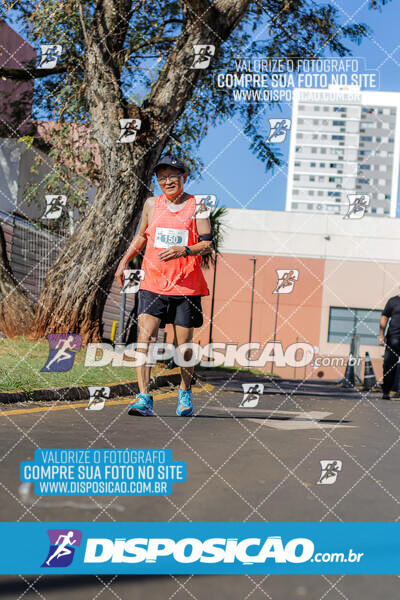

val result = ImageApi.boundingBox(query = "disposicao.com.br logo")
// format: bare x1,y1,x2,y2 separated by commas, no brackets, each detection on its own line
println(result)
82,536,363,565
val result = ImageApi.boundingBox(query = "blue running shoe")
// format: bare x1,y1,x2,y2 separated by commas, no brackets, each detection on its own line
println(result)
128,393,153,416
176,388,193,417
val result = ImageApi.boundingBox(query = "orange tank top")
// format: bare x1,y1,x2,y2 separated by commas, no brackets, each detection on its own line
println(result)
140,195,210,296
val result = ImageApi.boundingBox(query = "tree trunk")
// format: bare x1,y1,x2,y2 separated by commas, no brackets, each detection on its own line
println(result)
0,224,35,336
30,0,252,344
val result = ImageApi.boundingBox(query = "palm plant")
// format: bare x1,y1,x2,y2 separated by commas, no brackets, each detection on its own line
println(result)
201,205,228,269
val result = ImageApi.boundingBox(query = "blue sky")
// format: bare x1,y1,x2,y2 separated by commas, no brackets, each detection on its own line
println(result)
7,1,400,214
183,0,400,213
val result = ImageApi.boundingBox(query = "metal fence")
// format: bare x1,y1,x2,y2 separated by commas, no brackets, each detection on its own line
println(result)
0,211,134,338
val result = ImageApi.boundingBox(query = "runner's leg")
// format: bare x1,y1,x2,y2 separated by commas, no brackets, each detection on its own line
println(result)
137,313,161,394
173,325,194,390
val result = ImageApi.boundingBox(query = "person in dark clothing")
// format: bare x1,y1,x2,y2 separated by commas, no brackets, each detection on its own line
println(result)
379,295,400,399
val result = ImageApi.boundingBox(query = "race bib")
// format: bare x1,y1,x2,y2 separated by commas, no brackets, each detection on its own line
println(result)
154,227,189,248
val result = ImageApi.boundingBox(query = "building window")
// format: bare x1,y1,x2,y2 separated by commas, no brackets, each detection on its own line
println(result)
313,119,319,125
360,136,373,142
328,307,381,345
320,162,326,167
332,135,344,140
298,118,304,124
294,161,301,166
296,146,302,152
309,190,314,195
294,175,300,181
314,106,320,111
360,164,371,170
332,120,345,126
292,202,298,208
297,133,303,139
299,105,305,111
293,189,299,195
320,148,326,154
329,163,337,168
309,176,315,181
310,162,316,167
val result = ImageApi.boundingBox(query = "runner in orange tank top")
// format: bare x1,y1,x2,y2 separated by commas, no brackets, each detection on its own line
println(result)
115,155,214,417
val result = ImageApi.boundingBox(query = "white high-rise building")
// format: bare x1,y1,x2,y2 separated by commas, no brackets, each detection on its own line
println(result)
286,86,400,217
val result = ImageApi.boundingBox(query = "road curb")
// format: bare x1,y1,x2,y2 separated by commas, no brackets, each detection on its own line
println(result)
0,372,181,405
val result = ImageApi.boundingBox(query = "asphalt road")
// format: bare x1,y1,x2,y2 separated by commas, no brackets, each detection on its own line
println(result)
1,372,399,599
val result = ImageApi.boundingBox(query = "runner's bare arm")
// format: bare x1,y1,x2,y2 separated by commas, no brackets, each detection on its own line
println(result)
159,216,214,261
379,315,388,345
115,198,153,287
191,216,214,256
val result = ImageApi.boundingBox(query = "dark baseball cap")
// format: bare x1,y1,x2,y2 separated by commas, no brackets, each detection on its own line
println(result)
154,155,186,174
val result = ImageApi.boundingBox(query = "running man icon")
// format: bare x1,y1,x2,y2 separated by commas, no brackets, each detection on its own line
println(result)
317,460,343,485
41,334,82,372
86,386,111,410
267,118,291,143
42,529,82,568
240,383,264,408
46,532,76,566
122,269,145,294
42,194,67,220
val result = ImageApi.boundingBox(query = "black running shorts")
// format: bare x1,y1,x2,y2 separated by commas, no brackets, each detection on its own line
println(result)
138,290,203,328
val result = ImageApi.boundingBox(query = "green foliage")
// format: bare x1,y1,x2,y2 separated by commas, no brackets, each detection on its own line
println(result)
201,204,228,269
17,135,35,150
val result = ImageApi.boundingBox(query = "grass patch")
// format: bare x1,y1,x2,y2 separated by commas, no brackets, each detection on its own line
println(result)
0,336,166,393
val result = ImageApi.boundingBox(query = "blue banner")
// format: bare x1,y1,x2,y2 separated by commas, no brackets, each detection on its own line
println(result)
20,449,186,496
0,522,399,574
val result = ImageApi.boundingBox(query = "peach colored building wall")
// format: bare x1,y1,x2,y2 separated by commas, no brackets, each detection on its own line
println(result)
194,253,325,378
171,252,395,382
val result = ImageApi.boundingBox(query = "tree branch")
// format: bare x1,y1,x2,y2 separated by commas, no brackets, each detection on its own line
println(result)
0,64,68,81
143,0,252,135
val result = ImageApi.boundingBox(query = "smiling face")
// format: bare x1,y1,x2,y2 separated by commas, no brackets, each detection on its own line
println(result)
156,166,187,200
